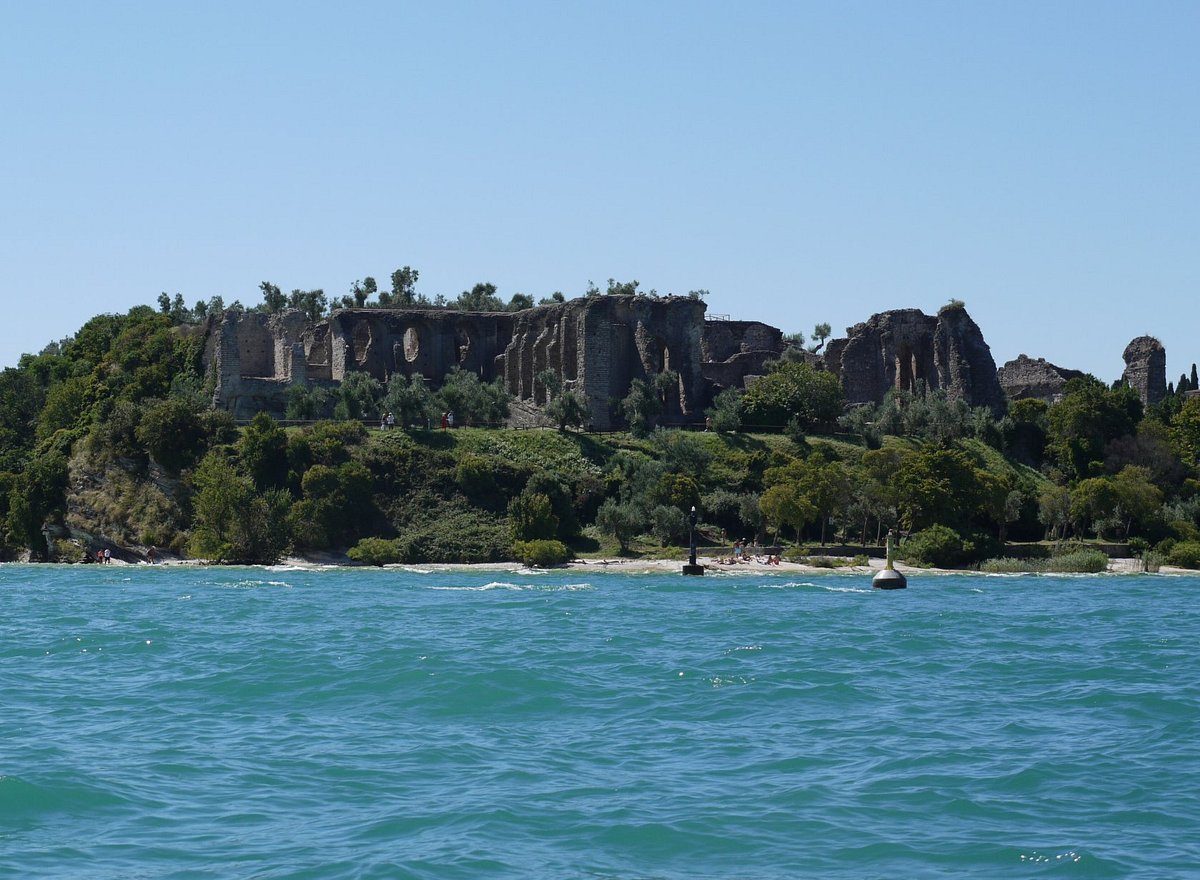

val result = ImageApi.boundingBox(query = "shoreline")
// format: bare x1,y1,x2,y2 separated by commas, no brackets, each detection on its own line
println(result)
13,554,1176,576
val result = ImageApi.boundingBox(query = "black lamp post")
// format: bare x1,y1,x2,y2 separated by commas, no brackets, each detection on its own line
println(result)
688,506,698,565
683,504,704,575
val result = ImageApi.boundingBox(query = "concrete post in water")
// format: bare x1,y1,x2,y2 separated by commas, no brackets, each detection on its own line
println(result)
683,505,704,576
872,529,907,589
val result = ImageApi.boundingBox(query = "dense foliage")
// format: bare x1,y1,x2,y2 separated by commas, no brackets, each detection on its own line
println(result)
3,296,1200,570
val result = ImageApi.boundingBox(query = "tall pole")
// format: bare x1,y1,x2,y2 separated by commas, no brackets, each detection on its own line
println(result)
688,505,698,567
683,505,703,575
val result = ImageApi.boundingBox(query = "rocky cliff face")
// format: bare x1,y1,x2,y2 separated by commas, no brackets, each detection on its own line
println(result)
1122,336,1166,406
824,306,1006,414
997,355,1085,403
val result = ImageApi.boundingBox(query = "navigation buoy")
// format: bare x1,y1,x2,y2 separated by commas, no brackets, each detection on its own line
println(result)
872,529,907,589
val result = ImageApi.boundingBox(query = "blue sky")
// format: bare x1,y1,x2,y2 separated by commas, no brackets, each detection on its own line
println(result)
1,1,1197,381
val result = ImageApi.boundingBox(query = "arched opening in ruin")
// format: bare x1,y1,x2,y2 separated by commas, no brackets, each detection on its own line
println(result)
305,324,332,381
896,345,921,393
403,327,420,363
352,322,373,368
456,328,473,366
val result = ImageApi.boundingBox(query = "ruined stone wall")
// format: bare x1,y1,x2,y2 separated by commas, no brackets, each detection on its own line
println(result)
1122,336,1166,406
997,355,1084,403
502,296,709,429
203,297,784,427
825,306,1005,414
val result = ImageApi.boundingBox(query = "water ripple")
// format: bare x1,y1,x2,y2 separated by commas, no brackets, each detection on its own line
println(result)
1,567,1198,878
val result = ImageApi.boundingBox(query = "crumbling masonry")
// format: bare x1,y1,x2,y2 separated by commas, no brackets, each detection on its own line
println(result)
203,296,785,428
202,296,1174,425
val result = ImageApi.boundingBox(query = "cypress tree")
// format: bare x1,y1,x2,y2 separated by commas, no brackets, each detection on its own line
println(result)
1192,363,1198,390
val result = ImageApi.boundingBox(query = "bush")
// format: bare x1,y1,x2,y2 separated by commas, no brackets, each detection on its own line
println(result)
901,525,966,568
347,537,403,566
741,360,844,430
435,368,511,426
1046,549,1109,573
980,550,1109,574
545,390,589,431
706,388,743,432
595,498,642,552
136,397,205,473
394,506,512,563
188,451,291,563
509,492,559,541
650,505,690,546
1168,541,1200,569
980,557,1038,573
513,539,571,567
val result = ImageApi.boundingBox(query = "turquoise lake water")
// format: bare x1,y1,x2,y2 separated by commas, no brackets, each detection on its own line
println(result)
2,566,1198,879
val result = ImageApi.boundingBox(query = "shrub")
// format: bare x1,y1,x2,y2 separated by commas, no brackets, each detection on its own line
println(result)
434,368,511,426
980,557,1038,573
706,388,743,432
1168,541,1200,569
189,451,290,563
347,537,403,566
513,539,571,567
650,504,690,546
509,492,559,541
545,390,589,431
394,505,512,563
136,397,205,473
980,550,1109,574
901,525,966,568
1045,549,1109,573
741,360,843,430
595,498,642,552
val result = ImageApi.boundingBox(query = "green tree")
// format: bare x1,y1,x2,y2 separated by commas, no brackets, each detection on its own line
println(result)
456,283,504,311
136,397,205,473
189,451,290,563
596,498,641,552
741,360,843,430
1000,398,1049,467
389,266,420,306
434,369,511,426
238,412,289,491
760,483,816,543
335,372,383,421
383,374,437,427
545,390,589,431
891,444,985,532
1046,377,1142,479
508,492,558,541
621,378,662,438
807,322,832,354
706,388,743,432
288,289,328,322
259,281,287,313
1170,397,1200,465
1038,484,1072,541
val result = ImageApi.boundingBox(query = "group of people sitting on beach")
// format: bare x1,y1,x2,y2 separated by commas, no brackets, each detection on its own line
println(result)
714,540,781,566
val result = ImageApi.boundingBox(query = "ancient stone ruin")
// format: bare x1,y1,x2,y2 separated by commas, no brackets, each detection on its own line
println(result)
997,355,1085,403
202,295,787,429
822,305,1006,414
202,296,1178,427
1121,336,1167,407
